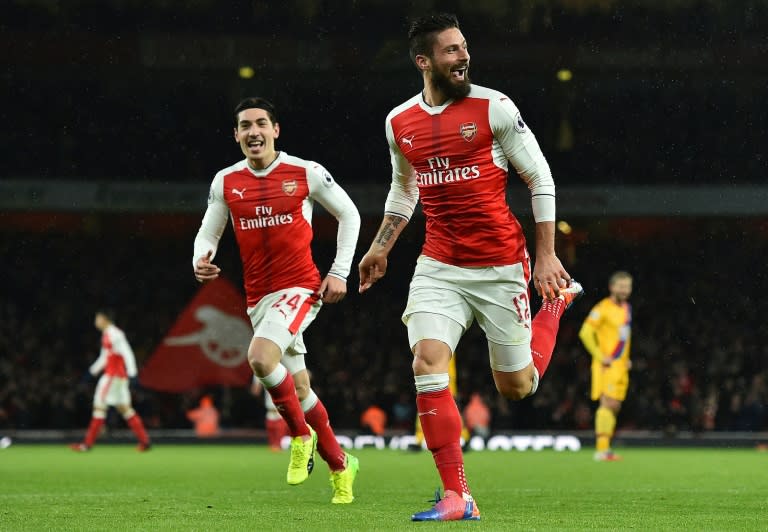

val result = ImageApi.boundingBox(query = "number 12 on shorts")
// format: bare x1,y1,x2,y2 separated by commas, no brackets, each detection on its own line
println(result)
512,292,531,328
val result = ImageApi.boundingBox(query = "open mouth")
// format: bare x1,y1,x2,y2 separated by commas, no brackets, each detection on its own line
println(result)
451,65,468,81
247,139,265,150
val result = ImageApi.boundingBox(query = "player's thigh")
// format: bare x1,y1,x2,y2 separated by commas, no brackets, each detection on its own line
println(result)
590,365,604,401
406,312,465,356
247,287,322,354
603,368,629,402
101,377,130,407
487,340,533,373
402,256,474,340
93,376,111,409
468,262,532,348
281,349,307,376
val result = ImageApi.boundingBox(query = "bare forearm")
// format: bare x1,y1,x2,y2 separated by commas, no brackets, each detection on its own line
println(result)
534,221,556,258
369,214,408,256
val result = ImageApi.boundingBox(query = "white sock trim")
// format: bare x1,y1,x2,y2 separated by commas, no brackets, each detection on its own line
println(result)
259,364,288,388
414,373,450,394
530,367,540,396
301,389,319,412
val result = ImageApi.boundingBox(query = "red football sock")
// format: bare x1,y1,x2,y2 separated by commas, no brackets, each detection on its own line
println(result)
267,373,310,438
530,297,566,379
305,400,346,471
417,388,470,496
84,417,105,447
125,414,150,445
266,418,289,450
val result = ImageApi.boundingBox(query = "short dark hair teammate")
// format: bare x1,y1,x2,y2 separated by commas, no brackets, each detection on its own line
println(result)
194,97,361,503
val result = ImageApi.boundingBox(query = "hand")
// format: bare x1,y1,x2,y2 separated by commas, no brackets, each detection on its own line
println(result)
601,357,613,368
532,253,571,301
358,251,388,293
318,275,347,304
194,250,221,283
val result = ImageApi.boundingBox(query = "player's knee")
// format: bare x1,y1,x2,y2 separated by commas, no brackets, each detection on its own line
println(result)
601,396,622,412
495,378,531,401
412,356,432,375
293,382,310,401
247,338,282,377
494,367,535,401
412,341,451,375
497,383,528,401
247,351,271,376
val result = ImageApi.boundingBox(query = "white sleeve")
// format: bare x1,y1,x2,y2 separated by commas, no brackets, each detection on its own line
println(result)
88,349,107,376
306,164,361,281
113,329,138,378
193,173,229,268
489,95,556,223
384,118,419,220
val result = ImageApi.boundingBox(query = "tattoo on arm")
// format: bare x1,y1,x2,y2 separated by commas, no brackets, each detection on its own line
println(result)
375,216,404,246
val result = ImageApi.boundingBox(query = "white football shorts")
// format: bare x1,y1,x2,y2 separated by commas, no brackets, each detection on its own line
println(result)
403,255,534,372
247,287,321,362
93,375,131,409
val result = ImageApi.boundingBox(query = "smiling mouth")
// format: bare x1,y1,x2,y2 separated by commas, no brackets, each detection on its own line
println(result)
451,65,468,81
247,139,265,149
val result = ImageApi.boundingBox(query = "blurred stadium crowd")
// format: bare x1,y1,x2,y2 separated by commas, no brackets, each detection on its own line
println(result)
2,0,766,186
2,218,766,434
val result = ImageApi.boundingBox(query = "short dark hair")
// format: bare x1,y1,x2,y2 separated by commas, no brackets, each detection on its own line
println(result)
234,97,277,125
408,13,460,67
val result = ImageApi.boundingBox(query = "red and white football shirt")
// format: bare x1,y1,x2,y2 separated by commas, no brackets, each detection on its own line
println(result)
385,84,555,267
89,324,137,378
194,152,360,307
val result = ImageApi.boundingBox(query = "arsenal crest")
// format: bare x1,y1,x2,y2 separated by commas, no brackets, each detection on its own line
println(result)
459,122,477,142
282,179,297,195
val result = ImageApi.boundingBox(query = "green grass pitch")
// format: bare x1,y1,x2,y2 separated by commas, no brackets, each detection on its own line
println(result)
1,444,766,530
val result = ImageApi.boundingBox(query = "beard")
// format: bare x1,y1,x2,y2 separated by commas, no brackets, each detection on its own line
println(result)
430,67,471,101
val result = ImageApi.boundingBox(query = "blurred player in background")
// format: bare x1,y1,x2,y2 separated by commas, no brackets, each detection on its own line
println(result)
358,13,583,521
579,271,633,462
251,377,289,451
71,310,151,452
193,97,361,503
186,395,220,438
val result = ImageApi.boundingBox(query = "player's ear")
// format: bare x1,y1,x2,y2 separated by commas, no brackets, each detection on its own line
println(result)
415,54,430,73
233,128,239,143
273,122,280,139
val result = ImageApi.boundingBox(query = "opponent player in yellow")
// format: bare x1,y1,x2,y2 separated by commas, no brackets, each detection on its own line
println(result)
578,271,633,461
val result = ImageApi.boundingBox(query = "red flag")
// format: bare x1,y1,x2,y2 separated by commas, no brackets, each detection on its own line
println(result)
140,277,253,392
